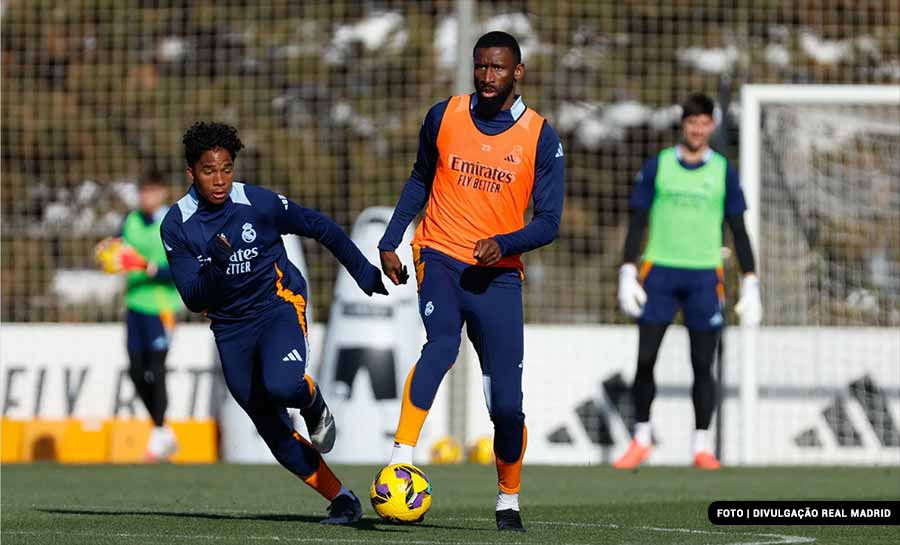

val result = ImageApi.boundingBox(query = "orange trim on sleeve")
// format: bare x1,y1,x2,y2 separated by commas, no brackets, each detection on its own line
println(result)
274,263,308,336
496,425,528,494
394,364,429,447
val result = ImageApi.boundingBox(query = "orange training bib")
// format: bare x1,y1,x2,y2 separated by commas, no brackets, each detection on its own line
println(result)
412,95,544,270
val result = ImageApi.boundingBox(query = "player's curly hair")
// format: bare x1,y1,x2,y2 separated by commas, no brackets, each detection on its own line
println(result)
182,121,244,168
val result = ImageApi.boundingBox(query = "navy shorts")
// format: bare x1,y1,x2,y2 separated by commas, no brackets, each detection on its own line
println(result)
126,309,174,353
638,263,724,331
212,301,313,411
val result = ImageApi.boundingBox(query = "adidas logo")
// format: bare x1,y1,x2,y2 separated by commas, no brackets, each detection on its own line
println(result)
504,145,523,165
282,349,303,362
277,194,289,211
795,375,899,448
546,372,631,447
544,372,900,451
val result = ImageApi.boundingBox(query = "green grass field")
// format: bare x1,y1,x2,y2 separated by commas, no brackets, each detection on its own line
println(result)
2,464,898,544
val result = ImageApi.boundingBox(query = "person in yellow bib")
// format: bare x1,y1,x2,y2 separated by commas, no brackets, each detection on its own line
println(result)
105,170,183,461
614,94,762,470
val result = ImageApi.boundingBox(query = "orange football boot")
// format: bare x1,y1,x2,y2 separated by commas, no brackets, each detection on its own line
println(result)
613,439,651,469
693,450,721,470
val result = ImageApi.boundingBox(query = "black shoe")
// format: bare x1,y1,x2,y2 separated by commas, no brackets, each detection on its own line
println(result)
496,509,525,531
320,491,362,525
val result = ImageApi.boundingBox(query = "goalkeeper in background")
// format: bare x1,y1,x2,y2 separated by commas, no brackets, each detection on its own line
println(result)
614,93,761,470
96,171,183,461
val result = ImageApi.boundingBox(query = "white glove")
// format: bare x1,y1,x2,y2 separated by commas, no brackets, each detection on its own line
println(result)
735,273,762,326
618,263,647,318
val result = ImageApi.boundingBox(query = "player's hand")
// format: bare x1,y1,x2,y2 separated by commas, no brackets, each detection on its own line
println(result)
380,250,409,285
735,273,762,327
618,263,647,318
473,238,502,266
208,233,234,267
360,265,389,296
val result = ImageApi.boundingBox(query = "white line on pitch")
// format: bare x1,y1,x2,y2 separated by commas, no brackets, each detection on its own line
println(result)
444,517,816,545
4,506,816,545
0,531,524,545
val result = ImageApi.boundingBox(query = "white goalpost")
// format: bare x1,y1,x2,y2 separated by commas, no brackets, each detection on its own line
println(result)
738,84,900,465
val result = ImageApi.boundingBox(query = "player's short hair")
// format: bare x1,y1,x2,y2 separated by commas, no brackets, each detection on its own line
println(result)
139,169,167,189
473,31,522,65
681,93,715,120
182,121,244,168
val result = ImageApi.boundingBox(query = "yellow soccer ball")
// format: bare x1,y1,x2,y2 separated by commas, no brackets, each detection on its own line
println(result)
429,436,463,464
94,237,125,274
467,436,494,465
370,464,432,523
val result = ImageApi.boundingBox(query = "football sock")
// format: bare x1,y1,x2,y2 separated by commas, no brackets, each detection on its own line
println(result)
496,492,520,512
129,349,169,428
496,426,527,494
693,429,710,455
302,455,343,501
394,365,429,447
634,422,652,447
390,442,414,465
146,350,169,427
689,328,719,429
634,323,668,422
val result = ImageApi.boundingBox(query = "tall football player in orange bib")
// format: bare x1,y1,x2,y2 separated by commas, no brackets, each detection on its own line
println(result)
378,31,565,531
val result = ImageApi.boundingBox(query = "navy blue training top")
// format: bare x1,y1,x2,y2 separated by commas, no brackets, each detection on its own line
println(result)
161,182,378,324
378,94,565,256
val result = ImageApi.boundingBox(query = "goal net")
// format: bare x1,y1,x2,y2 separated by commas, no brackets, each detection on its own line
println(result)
738,85,900,465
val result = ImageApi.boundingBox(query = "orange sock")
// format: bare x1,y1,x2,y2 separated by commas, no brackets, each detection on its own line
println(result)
496,425,528,494
394,364,429,447
294,432,342,500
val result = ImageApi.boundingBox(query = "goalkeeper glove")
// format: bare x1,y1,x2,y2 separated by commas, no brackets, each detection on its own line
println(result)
735,273,762,327
618,263,647,319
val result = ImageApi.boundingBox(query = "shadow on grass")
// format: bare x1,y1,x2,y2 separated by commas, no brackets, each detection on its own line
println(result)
39,508,487,532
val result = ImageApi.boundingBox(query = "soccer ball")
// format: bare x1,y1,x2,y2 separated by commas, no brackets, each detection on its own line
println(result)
369,464,432,523
94,237,126,274
429,436,463,464
466,436,494,465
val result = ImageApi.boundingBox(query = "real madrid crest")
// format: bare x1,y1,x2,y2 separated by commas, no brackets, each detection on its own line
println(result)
242,222,257,243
